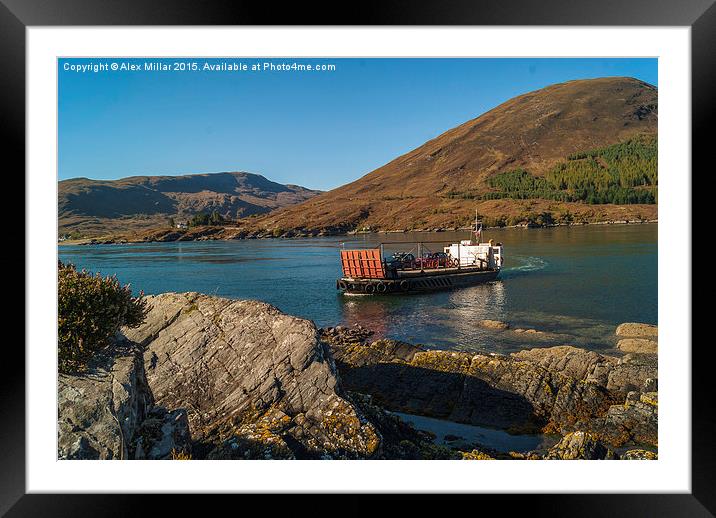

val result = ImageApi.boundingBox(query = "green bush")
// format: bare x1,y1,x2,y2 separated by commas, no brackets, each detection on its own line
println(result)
58,261,148,373
188,209,227,227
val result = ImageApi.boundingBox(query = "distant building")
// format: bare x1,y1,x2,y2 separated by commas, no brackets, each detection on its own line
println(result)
175,221,188,229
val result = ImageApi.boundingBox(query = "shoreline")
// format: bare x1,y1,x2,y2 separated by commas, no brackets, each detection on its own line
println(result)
58,291,659,460
59,218,658,246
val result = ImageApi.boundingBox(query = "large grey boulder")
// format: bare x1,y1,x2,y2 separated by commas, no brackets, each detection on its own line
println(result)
58,340,152,459
58,339,192,460
123,293,381,459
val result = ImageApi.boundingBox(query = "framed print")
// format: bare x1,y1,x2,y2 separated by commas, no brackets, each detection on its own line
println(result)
5,0,709,512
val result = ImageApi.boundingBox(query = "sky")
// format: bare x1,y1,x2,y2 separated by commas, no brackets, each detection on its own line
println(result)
58,58,657,190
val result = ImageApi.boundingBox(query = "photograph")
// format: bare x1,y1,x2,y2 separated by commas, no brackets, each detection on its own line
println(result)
56,57,660,462
4,3,704,505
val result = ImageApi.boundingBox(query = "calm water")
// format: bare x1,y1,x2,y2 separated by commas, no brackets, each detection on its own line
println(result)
59,224,657,354
395,413,558,453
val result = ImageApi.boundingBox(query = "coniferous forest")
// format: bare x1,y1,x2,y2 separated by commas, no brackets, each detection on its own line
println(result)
447,134,657,205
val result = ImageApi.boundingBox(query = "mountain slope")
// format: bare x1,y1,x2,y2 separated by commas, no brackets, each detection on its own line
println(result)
249,77,657,232
59,172,321,237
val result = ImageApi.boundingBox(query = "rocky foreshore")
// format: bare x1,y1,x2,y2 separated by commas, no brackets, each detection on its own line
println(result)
61,219,658,246
58,293,657,460
321,324,658,450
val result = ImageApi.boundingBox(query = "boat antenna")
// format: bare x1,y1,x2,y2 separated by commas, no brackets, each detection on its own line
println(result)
473,208,483,244
474,209,479,244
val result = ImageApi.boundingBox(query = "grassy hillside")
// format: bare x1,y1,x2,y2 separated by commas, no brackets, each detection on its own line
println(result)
58,172,321,238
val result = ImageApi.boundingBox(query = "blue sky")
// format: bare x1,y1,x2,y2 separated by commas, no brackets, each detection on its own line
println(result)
58,58,657,190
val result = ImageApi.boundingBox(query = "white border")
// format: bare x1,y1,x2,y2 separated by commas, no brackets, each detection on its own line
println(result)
27,27,691,493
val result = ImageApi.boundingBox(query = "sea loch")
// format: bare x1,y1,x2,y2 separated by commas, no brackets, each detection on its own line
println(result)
59,223,657,353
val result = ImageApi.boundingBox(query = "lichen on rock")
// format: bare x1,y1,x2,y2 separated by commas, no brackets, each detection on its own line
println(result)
58,298,658,460
123,293,386,459
325,323,657,450
544,431,618,460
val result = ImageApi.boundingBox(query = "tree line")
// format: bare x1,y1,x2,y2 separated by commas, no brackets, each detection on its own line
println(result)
446,134,657,205
188,210,228,227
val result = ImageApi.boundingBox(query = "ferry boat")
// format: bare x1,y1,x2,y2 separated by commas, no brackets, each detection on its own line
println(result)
336,221,503,295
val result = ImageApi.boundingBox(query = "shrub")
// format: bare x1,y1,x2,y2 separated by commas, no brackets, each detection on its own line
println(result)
58,261,148,373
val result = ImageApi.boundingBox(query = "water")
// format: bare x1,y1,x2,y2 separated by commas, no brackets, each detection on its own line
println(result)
58,224,657,354
395,413,558,453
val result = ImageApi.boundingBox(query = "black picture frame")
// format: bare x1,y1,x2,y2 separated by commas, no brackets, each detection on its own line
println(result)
5,0,706,513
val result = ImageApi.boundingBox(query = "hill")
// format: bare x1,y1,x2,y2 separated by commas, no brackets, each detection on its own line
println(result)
247,77,658,233
58,172,321,237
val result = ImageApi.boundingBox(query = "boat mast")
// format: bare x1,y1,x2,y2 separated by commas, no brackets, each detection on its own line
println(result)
474,209,479,244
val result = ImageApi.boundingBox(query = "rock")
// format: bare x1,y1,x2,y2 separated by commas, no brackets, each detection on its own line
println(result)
643,378,658,392
616,323,658,339
617,338,658,354
478,319,510,330
58,293,659,459
346,392,461,460
331,339,658,448
509,451,542,460
640,391,658,406
156,232,183,242
123,293,382,459
330,340,617,435
58,338,194,460
607,353,658,394
137,407,192,460
58,340,153,460
318,325,374,347
622,449,658,460
575,392,658,447
461,449,496,460
606,400,657,446
544,431,618,460
513,346,618,388
329,338,421,367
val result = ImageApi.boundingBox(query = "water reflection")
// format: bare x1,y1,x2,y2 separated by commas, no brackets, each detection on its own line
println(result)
339,295,396,337
340,281,514,352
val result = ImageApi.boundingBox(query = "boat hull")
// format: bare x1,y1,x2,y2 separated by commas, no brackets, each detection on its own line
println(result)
336,267,500,295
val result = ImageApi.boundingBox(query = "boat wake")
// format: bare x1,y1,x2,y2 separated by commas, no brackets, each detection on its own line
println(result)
505,256,548,274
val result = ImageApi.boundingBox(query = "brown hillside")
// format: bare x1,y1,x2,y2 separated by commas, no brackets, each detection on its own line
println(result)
58,172,321,237
248,77,657,232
